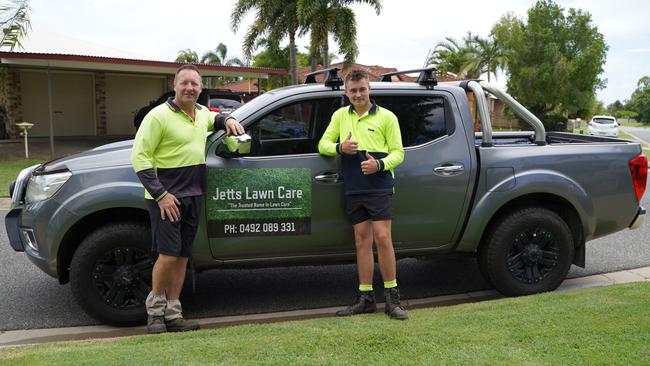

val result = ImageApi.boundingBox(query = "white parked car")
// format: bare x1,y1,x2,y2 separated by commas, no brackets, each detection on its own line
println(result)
588,115,619,137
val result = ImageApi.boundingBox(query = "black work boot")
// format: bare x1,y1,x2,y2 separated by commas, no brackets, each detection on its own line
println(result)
384,287,409,320
336,291,377,316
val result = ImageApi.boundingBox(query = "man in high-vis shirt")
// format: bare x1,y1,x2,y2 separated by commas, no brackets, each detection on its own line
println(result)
131,64,244,333
318,69,408,320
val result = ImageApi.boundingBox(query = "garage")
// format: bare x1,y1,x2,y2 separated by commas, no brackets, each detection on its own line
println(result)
0,51,287,147
105,74,166,135
20,70,94,137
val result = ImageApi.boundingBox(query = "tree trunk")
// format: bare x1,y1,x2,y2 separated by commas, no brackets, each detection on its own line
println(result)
323,42,329,69
289,32,298,85
311,56,317,71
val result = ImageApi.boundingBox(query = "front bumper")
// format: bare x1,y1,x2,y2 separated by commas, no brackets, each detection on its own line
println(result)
4,208,24,251
630,207,646,230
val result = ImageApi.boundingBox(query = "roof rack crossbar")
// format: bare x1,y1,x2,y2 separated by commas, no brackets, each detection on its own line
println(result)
304,67,344,90
380,67,438,89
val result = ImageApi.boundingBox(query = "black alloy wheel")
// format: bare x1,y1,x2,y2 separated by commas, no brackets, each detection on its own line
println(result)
71,222,153,326
479,207,574,297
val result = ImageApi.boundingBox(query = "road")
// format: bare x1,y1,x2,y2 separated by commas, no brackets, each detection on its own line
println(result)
621,126,650,146
1,190,648,331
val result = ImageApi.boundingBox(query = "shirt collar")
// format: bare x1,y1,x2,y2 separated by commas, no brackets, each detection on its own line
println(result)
166,97,203,112
348,100,378,115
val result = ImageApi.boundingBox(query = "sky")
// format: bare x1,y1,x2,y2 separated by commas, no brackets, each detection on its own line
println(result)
14,0,650,105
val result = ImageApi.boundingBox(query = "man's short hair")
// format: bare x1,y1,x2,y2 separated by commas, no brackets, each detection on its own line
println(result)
174,64,202,84
345,69,369,83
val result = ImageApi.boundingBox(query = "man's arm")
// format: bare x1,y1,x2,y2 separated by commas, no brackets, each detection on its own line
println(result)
130,115,167,201
378,113,404,171
211,113,244,135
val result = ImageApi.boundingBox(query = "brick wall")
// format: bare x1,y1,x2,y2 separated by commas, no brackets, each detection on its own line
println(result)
1,68,24,139
95,72,107,135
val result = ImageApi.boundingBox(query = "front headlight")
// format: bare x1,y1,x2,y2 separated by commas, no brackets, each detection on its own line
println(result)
25,171,72,203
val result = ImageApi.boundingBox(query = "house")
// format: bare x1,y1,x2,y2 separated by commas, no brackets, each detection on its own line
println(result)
0,31,286,140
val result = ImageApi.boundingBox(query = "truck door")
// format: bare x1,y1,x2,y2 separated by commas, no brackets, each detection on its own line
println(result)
205,96,355,260
374,93,473,249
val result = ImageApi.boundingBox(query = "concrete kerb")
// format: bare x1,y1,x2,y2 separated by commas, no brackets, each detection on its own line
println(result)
1,266,649,348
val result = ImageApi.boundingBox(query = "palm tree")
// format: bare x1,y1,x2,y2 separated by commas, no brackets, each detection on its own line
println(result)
175,49,199,63
297,0,382,68
231,0,302,85
468,36,507,82
428,32,482,79
201,43,245,66
428,32,506,82
0,0,31,50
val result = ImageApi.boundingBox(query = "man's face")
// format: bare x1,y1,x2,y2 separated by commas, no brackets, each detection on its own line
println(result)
345,77,371,110
174,69,202,105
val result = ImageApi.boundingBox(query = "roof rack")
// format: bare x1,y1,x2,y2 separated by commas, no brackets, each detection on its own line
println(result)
304,67,344,90
380,67,438,89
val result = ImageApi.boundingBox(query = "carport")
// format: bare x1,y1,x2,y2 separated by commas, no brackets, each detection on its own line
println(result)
0,51,286,157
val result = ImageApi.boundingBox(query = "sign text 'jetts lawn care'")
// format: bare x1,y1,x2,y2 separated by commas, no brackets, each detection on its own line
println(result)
207,168,311,237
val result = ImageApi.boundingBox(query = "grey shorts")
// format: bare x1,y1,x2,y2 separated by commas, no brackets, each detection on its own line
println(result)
146,196,202,257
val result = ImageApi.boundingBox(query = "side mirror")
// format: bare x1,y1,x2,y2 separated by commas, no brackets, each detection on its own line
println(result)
224,133,252,155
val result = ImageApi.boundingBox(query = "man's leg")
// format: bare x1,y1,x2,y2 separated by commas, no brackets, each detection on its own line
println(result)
162,255,198,331
336,220,377,316
372,220,396,282
372,219,408,320
165,256,189,301
151,254,178,295
162,256,188,323
354,220,375,285
163,196,200,331
146,254,178,333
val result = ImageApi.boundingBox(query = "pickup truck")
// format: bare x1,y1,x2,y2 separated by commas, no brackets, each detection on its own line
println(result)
5,68,647,326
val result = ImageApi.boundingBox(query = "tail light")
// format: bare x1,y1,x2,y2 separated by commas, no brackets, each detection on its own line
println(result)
629,154,648,202
209,107,221,113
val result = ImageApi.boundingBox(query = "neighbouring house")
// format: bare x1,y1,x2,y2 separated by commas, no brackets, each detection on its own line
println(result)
0,30,286,140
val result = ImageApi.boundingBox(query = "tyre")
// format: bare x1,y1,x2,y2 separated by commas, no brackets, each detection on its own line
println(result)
478,207,574,296
70,222,153,326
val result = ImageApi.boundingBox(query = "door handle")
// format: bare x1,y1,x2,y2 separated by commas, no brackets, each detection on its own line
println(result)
434,165,464,174
315,172,340,183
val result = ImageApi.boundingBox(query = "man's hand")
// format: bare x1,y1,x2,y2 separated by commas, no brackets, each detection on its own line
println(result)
361,151,379,175
158,193,181,222
340,132,358,155
225,117,245,136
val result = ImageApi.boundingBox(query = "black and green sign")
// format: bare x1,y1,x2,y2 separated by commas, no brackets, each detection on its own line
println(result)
207,168,311,237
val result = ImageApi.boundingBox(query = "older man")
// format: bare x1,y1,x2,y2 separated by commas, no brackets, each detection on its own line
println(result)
131,64,244,333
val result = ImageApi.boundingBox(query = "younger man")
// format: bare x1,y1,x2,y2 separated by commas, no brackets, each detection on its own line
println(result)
318,69,407,320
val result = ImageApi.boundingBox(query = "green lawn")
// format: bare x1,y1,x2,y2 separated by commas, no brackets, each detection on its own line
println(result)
2,282,649,365
0,158,43,197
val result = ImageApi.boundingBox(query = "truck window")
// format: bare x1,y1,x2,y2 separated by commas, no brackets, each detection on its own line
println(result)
247,97,342,156
373,96,449,147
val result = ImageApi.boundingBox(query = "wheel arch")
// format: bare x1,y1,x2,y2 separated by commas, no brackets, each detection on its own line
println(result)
57,207,150,284
476,193,585,267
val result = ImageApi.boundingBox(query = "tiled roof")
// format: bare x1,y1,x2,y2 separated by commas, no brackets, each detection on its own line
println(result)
297,62,458,83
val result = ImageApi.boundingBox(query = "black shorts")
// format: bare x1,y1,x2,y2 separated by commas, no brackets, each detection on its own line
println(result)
146,196,202,257
345,193,393,225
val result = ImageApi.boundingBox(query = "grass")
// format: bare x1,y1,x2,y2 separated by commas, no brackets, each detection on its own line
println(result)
1,282,649,365
618,118,648,128
0,158,43,197
618,130,650,160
